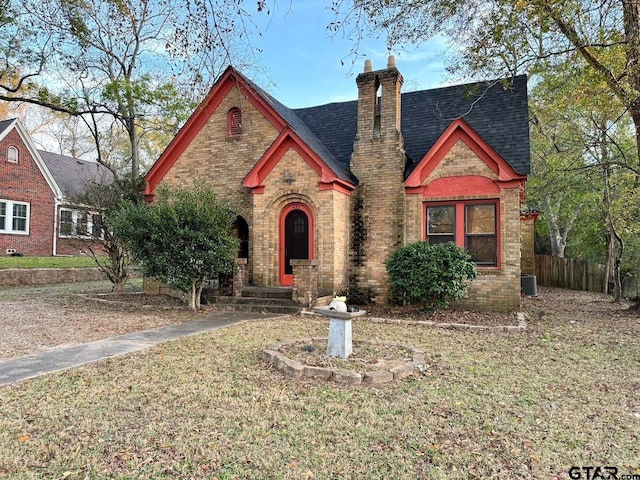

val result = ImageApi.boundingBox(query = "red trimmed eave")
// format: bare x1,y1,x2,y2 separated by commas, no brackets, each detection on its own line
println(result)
520,211,540,222
404,118,527,195
243,127,356,195
144,66,287,197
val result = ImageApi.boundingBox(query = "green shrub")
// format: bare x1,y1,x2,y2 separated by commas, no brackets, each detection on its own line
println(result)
385,241,477,310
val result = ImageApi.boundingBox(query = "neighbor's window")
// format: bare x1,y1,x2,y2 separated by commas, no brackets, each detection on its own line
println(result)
426,201,498,267
0,202,5,230
59,209,100,238
76,212,89,236
228,107,243,136
60,210,74,236
7,146,18,163
91,213,104,239
0,199,29,234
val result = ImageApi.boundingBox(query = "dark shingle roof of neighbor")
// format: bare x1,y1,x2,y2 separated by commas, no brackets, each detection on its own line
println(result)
39,150,114,198
292,74,530,180
0,118,15,135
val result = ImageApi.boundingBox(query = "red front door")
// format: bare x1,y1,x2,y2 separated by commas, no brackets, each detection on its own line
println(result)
280,203,313,286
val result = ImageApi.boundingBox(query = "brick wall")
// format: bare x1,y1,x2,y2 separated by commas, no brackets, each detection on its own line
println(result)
0,127,56,256
251,151,350,293
414,141,522,311
520,215,536,276
156,85,352,294
349,64,406,303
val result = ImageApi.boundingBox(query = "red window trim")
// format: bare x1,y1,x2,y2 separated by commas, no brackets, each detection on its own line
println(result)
424,199,500,269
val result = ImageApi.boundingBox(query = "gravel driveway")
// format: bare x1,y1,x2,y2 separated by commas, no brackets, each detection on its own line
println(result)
0,281,207,361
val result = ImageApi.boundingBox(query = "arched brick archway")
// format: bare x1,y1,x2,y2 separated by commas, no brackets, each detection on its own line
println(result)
279,202,314,286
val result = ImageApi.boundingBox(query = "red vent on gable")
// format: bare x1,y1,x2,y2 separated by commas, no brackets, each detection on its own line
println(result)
228,107,243,137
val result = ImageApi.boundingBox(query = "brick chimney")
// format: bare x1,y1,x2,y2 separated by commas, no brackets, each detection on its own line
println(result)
355,55,403,140
349,56,407,304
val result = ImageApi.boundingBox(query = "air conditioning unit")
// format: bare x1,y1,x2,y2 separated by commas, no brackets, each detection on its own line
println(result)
5,249,16,255
521,274,538,297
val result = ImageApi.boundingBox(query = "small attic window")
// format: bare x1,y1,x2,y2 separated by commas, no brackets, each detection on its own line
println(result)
7,146,18,163
228,107,243,137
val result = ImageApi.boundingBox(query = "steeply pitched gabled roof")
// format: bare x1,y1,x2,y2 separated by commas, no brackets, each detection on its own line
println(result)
294,75,530,178
1,118,114,201
145,67,530,195
243,76,359,185
39,150,114,199
0,118,15,136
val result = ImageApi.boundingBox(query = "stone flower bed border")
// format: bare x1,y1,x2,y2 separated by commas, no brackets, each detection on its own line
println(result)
365,311,528,332
262,338,425,386
263,312,527,384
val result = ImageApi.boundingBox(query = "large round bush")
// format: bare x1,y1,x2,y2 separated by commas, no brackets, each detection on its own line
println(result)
385,241,477,310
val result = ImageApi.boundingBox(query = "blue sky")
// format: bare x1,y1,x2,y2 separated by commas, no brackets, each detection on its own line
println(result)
245,1,454,108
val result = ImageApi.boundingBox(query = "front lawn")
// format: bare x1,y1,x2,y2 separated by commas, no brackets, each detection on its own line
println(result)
0,256,103,269
0,291,638,479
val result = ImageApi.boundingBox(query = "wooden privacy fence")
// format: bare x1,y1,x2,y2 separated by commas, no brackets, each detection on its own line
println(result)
534,255,606,293
534,255,640,299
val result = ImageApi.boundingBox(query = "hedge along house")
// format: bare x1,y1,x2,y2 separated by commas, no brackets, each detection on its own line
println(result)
145,57,531,311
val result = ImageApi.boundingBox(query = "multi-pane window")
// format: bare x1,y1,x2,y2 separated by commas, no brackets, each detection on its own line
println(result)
60,210,74,236
12,204,27,232
91,213,104,239
59,209,101,238
76,212,89,236
426,201,498,267
7,146,18,163
465,204,497,266
426,205,455,244
0,200,29,234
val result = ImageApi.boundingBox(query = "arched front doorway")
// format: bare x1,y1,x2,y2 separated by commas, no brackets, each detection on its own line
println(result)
279,203,314,286
232,216,249,260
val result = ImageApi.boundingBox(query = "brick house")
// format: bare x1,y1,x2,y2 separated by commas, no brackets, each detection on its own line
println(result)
145,57,531,311
0,118,113,256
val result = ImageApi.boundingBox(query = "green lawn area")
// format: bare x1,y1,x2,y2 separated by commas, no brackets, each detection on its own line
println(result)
0,304,638,479
0,256,103,269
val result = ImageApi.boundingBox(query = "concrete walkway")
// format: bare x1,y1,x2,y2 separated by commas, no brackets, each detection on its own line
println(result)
0,311,277,387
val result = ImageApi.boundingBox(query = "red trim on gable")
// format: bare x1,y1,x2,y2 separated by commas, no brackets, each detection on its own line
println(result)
243,127,355,195
423,175,500,198
318,181,354,195
145,66,287,196
279,202,314,286
404,118,527,190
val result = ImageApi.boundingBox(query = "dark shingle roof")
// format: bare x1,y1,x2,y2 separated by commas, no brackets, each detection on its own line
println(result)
291,75,530,178
39,150,114,198
401,75,530,175
241,73,357,183
0,118,15,136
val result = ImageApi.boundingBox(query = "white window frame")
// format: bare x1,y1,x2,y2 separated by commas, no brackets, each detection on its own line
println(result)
59,208,102,239
7,146,18,163
0,199,30,235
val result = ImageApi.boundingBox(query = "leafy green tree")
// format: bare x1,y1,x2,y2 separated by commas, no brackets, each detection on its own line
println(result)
1,0,267,175
112,182,238,311
71,175,145,293
385,242,477,310
337,0,640,308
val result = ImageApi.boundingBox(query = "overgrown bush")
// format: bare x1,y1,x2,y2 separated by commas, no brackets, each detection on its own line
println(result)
385,241,477,310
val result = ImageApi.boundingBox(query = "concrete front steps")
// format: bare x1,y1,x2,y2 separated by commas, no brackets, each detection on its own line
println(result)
202,286,302,315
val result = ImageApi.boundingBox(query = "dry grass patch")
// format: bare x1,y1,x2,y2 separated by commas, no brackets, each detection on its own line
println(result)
0,281,207,360
1,290,639,479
